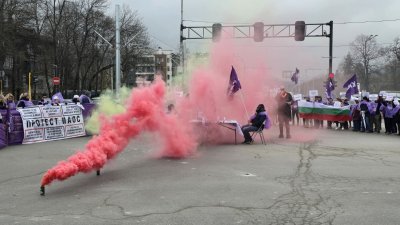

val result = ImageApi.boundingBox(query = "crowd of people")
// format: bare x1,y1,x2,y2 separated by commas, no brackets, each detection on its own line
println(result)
0,92,92,110
289,93,400,136
240,87,400,145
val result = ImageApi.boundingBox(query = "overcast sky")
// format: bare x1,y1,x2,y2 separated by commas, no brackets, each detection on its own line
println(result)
112,0,400,79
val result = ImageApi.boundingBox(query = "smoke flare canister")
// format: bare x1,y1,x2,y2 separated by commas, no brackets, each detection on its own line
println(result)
40,186,45,196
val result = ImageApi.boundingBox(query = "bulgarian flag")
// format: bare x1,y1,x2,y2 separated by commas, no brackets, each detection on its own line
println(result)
298,101,351,121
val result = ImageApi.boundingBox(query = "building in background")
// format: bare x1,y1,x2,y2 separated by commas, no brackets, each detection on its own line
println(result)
134,47,177,87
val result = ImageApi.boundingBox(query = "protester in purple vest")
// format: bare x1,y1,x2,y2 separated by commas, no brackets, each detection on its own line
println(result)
367,98,375,132
382,100,395,134
5,93,16,109
16,93,34,108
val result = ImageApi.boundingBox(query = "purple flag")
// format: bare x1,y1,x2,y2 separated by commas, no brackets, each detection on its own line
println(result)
227,66,241,95
52,92,64,103
343,74,358,100
325,78,335,98
291,68,299,84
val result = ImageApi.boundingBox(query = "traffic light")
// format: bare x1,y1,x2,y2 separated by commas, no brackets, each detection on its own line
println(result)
253,22,264,42
294,21,306,41
212,23,222,42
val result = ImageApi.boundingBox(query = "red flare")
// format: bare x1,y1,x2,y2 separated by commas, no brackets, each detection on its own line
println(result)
41,78,197,187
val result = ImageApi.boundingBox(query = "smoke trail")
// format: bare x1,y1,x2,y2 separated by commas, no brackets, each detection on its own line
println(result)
85,87,131,134
171,38,279,143
41,35,321,187
41,78,197,186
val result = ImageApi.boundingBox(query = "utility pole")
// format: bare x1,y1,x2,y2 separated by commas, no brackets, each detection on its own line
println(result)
115,4,121,96
328,21,333,75
94,30,114,91
180,0,185,74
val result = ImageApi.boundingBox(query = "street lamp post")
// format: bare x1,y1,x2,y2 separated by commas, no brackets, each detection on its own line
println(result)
115,4,121,96
94,30,114,92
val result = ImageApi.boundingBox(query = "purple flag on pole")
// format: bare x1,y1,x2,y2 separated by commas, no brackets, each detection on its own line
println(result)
52,92,64,103
227,66,242,95
291,68,299,84
343,74,358,99
325,78,335,98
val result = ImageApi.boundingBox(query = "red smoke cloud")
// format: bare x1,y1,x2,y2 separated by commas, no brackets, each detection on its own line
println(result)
41,78,197,186
41,37,319,187
174,39,279,143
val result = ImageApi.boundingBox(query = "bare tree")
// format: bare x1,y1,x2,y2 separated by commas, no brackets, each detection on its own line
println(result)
119,7,150,85
391,37,400,61
0,0,151,97
350,34,382,91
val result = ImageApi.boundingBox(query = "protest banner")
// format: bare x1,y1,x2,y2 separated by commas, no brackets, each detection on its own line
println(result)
17,105,86,144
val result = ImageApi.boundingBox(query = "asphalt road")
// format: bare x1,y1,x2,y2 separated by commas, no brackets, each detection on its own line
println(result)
0,126,399,225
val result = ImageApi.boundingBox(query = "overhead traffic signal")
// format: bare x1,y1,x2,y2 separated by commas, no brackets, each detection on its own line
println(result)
212,23,222,42
253,22,264,42
295,21,306,41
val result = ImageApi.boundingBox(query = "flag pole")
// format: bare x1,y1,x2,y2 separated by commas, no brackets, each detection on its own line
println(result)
239,90,250,120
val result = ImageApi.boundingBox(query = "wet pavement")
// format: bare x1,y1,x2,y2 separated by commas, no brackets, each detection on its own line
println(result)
0,126,399,225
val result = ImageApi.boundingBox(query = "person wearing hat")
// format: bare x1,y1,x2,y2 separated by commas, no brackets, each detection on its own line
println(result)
72,94,85,110
275,87,293,138
52,95,60,106
16,92,34,108
72,95,80,104
38,95,50,105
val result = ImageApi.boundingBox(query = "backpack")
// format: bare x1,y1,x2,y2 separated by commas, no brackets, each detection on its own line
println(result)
360,103,368,111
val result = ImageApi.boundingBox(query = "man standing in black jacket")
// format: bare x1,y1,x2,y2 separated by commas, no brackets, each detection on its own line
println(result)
275,87,293,138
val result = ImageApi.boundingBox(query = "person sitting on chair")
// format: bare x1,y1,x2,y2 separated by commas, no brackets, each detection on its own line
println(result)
241,104,267,144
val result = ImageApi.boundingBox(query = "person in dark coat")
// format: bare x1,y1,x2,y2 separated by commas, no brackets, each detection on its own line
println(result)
241,104,267,144
38,95,50,105
291,100,299,126
275,87,293,138
372,95,384,133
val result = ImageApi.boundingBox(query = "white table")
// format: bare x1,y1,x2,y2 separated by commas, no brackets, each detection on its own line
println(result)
190,119,243,145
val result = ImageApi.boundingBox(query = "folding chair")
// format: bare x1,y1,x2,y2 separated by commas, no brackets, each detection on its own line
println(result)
250,121,266,145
